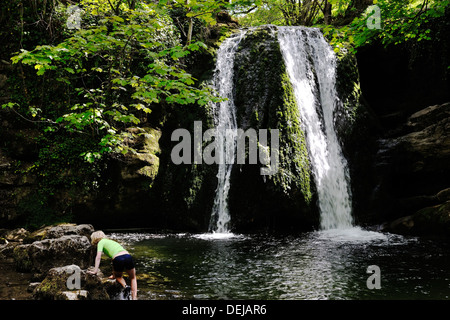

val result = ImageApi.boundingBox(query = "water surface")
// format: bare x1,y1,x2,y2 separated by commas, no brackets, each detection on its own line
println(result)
108,228,450,300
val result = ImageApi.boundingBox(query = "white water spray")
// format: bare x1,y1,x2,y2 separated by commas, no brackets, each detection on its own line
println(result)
209,30,248,233
278,26,353,230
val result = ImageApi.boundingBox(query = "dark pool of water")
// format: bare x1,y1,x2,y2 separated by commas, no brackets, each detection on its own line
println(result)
108,227,450,300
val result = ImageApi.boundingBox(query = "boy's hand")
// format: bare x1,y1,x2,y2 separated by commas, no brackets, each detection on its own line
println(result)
87,267,97,275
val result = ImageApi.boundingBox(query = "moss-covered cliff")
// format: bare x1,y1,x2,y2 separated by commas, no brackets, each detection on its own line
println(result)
227,25,318,232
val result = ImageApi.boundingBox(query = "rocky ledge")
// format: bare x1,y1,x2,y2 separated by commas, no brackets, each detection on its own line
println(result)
0,223,130,300
376,102,450,237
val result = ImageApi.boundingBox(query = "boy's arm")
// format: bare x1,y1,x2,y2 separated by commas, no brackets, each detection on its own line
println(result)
90,251,103,274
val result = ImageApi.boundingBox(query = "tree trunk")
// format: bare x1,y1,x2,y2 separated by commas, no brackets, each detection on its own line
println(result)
323,1,332,25
186,0,193,45
187,17,193,45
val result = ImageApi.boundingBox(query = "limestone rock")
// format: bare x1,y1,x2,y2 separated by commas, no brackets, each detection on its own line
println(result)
26,223,94,243
406,102,450,132
412,201,450,236
60,290,89,300
382,201,450,237
0,241,19,260
32,265,109,300
3,228,29,242
13,235,92,274
120,127,161,180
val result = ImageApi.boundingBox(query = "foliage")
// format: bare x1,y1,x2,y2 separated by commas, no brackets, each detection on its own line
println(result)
322,0,450,53
162,0,259,44
4,1,221,163
238,0,350,27
361,0,448,46
236,3,285,26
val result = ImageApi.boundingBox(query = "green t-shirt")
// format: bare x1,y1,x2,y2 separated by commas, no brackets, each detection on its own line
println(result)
97,238,125,259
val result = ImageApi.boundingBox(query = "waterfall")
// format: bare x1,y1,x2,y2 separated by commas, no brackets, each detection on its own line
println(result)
208,30,247,234
277,26,353,230
208,26,354,233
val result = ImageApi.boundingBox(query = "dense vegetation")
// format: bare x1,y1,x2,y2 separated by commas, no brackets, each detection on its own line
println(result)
1,0,448,228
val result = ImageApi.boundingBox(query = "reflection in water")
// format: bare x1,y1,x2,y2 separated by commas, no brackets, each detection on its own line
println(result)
109,230,450,300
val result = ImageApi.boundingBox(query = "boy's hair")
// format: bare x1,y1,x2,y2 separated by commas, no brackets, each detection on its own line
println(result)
90,230,106,246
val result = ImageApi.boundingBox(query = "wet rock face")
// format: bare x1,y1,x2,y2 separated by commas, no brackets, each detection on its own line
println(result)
396,103,450,175
373,102,450,236
13,235,93,274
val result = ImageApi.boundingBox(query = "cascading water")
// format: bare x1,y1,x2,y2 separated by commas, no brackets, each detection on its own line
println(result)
208,26,371,235
277,26,353,230
208,30,248,234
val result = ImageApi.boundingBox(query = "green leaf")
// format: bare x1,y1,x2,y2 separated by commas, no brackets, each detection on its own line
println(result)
2,102,18,109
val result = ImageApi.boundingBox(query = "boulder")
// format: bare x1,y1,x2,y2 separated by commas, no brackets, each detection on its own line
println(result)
103,279,131,300
25,223,94,243
13,235,93,274
372,102,450,222
32,265,109,300
381,215,415,235
397,103,450,175
3,228,29,242
1,224,94,261
412,201,450,236
0,229,24,261
437,188,450,202
382,201,450,237
0,228,24,260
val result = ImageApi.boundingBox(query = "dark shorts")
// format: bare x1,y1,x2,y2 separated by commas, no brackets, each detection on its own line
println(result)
112,254,135,272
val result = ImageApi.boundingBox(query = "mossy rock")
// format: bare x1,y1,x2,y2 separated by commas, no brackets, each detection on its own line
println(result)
233,26,313,200
33,265,110,300
227,26,318,232
12,245,32,272
413,201,450,237
383,201,450,237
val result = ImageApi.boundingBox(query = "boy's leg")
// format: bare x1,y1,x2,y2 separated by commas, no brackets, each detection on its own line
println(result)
113,271,127,288
126,268,137,300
